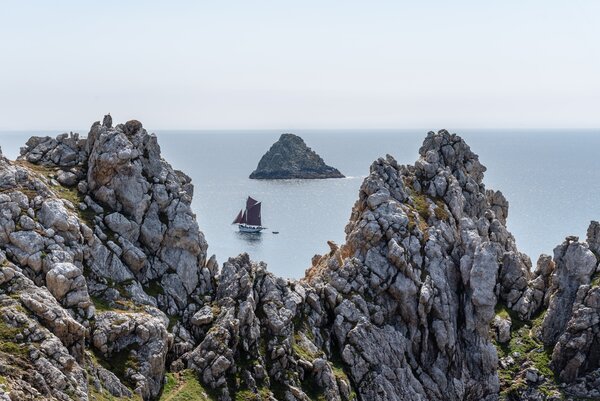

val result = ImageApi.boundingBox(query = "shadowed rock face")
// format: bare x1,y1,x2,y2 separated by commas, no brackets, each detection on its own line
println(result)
0,122,599,401
250,133,345,179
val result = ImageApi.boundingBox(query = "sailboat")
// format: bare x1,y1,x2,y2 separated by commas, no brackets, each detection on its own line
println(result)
232,196,266,233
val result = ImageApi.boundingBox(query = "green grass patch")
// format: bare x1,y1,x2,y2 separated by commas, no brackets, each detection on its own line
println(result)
292,332,322,361
495,306,560,398
591,272,600,287
233,388,272,401
54,185,82,207
0,320,21,339
144,280,164,297
159,370,218,401
91,296,112,312
88,384,142,401
494,303,511,320
412,193,430,221
0,319,27,357
495,302,527,331
329,345,358,401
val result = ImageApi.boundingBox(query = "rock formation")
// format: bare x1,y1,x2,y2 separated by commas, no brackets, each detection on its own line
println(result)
250,133,345,179
0,120,598,401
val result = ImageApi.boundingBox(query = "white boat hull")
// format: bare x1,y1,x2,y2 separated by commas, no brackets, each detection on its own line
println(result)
238,224,265,233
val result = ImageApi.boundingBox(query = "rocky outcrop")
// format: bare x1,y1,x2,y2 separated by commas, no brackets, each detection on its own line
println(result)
303,131,522,401
1,121,599,401
250,133,344,179
92,310,171,400
0,116,215,400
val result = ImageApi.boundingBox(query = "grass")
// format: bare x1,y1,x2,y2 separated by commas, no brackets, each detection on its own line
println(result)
233,388,272,401
292,332,322,362
412,193,430,221
211,305,222,318
92,345,140,389
144,280,164,297
0,319,27,357
434,199,449,221
15,160,97,227
494,306,560,399
88,390,136,401
329,345,358,401
15,160,57,176
91,296,112,312
403,188,433,242
494,303,511,321
54,185,82,206
591,272,600,287
230,348,270,399
159,370,218,401
88,383,142,401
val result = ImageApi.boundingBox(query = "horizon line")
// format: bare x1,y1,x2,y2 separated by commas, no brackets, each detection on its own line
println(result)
1,127,599,133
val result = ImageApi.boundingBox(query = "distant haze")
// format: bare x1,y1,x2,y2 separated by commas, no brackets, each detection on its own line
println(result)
0,1,598,130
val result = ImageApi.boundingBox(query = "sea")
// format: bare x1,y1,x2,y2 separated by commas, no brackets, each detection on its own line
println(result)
1,129,599,279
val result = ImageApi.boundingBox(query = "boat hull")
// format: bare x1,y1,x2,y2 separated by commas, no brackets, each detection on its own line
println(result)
238,224,265,233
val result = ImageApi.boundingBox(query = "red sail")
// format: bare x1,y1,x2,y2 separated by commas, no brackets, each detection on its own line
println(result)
232,209,244,224
246,202,262,226
246,196,259,209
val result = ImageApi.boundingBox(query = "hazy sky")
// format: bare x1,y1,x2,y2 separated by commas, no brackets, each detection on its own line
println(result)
1,1,598,130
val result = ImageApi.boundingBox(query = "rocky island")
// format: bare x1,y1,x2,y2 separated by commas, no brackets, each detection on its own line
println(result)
249,133,345,179
0,117,598,401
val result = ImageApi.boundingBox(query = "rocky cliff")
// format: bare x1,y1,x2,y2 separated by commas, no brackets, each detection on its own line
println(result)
249,133,344,179
0,120,598,401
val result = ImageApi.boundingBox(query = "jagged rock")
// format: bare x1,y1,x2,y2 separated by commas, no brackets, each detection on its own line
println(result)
92,310,171,400
38,199,80,242
3,123,600,400
0,268,89,401
105,212,139,242
56,170,78,186
124,119,143,135
542,238,597,345
525,368,541,383
304,130,523,400
588,220,600,256
19,133,86,167
492,315,512,343
250,133,345,179
84,119,208,314
102,113,112,128
190,305,214,326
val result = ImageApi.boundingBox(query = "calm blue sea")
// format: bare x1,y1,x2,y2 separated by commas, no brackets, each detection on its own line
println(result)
1,129,599,278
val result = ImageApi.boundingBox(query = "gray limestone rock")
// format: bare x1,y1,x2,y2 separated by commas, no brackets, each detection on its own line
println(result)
541,239,597,345
5,124,600,400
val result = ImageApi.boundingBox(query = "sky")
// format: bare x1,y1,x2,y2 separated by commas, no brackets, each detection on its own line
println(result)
0,1,598,130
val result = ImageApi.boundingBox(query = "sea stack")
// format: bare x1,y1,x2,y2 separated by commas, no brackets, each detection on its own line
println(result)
249,133,345,179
